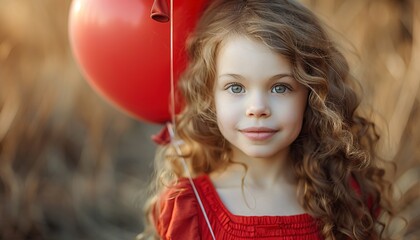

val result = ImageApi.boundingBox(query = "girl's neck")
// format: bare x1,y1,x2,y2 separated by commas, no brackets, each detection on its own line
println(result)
209,148,304,217
215,147,296,190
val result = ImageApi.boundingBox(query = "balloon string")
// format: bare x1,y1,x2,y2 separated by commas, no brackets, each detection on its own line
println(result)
170,0,176,131
168,1,215,239
167,123,216,240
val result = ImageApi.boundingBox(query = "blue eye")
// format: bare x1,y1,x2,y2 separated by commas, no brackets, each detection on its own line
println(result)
227,84,245,93
271,84,288,93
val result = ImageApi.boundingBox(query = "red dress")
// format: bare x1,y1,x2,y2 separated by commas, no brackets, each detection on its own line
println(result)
152,175,323,239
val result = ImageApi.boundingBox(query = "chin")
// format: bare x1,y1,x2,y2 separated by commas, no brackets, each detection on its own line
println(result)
242,149,278,159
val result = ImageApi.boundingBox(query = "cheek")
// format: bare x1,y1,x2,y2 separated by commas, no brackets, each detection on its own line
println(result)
216,106,237,127
215,94,240,127
281,111,304,132
277,98,307,126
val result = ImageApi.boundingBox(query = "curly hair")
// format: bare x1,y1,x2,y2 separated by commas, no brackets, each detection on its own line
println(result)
144,0,393,239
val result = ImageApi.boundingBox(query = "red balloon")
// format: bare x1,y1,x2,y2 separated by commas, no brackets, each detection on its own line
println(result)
69,0,207,123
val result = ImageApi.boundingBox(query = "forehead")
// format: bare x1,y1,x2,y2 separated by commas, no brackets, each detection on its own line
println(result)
216,36,292,77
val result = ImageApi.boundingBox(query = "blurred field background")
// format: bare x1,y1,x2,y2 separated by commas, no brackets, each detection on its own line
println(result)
0,0,419,239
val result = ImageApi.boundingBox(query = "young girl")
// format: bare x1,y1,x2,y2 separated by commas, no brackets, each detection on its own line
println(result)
143,0,393,239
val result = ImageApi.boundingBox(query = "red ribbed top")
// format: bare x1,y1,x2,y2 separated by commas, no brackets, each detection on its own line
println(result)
152,175,323,239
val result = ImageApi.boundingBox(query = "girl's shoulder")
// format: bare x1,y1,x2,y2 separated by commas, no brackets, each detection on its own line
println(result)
151,177,201,239
157,177,196,201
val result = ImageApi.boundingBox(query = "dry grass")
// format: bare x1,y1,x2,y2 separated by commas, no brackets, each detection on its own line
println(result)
0,0,160,239
0,0,419,239
302,1,420,238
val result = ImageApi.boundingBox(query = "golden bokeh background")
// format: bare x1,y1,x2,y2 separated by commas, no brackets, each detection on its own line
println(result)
0,0,418,239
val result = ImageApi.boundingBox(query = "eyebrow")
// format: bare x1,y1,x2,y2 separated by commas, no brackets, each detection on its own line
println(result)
218,73,293,81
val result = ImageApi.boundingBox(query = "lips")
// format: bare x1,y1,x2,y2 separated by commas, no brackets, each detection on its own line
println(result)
239,127,278,141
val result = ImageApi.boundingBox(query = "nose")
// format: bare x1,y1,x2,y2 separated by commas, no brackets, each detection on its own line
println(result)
246,92,271,118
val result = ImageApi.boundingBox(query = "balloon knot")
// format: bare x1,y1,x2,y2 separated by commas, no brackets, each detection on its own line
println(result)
151,0,170,23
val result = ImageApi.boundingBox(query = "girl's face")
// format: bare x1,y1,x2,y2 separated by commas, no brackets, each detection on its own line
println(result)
214,36,308,161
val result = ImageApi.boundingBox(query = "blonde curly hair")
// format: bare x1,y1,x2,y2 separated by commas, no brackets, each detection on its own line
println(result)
144,0,394,239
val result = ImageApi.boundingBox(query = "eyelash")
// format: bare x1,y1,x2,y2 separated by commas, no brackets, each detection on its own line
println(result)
225,82,245,93
271,84,291,93
225,82,292,94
